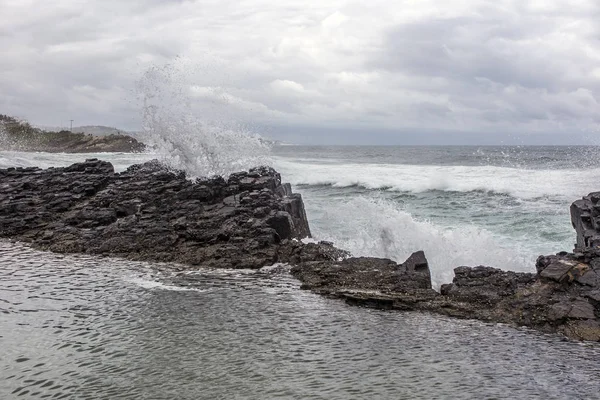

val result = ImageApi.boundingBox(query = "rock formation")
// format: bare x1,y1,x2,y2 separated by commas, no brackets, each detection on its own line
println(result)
290,253,600,341
288,193,600,342
0,159,309,268
571,192,600,249
0,160,599,341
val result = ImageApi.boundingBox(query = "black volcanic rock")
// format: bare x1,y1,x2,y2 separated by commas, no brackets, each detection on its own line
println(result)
291,252,433,293
282,192,600,341
1,160,599,342
292,250,600,341
571,192,600,250
0,159,310,269
290,252,439,310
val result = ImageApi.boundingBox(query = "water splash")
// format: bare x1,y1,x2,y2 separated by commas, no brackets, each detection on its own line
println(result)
136,60,271,178
307,196,536,289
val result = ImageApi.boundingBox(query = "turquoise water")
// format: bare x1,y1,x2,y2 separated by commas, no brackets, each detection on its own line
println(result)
273,145,600,286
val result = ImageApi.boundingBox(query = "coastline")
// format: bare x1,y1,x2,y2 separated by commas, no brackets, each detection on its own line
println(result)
1,115,145,153
0,158,599,342
0,133,146,153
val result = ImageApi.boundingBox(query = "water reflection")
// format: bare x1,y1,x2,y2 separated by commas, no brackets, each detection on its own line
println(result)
1,241,599,399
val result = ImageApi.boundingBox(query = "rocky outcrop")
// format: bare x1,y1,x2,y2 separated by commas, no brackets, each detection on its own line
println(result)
441,257,599,340
1,160,599,342
571,192,600,250
287,192,600,342
284,192,600,342
291,251,433,297
291,250,600,341
290,250,438,310
0,159,310,268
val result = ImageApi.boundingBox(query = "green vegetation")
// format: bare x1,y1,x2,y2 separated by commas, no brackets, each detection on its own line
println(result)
0,114,145,153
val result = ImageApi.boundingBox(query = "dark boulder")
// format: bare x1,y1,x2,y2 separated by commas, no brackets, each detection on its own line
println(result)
571,192,600,250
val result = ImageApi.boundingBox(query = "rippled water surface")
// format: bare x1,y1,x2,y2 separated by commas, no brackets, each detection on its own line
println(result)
1,241,600,399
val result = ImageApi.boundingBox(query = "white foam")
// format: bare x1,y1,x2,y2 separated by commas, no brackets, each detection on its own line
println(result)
136,62,271,178
307,196,537,289
274,157,600,202
126,276,209,292
258,263,290,273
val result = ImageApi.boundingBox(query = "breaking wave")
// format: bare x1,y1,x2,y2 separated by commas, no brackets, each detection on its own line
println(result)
307,196,537,289
274,158,600,201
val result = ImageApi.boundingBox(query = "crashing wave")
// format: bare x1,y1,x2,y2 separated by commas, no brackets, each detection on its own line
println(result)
136,61,271,178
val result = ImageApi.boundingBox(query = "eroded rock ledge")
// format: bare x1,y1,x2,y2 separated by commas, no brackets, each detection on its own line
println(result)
289,194,600,342
0,160,599,341
291,251,600,341
0,159,310,269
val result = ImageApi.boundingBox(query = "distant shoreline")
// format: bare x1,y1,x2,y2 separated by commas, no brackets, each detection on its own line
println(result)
0,132,146,153
0,114,146,153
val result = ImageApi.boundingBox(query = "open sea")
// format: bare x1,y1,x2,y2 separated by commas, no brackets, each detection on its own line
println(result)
1,145,600,399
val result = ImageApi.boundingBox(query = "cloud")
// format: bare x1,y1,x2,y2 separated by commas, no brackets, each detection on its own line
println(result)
0,0,599,143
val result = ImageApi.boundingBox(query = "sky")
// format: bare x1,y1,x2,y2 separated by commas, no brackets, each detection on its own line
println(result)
1,0,600,144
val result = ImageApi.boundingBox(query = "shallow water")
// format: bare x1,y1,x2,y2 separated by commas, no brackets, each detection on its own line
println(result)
2,146,600,398
2,241,600,399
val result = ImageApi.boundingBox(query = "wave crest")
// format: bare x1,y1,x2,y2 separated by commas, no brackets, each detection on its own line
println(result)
275,158,600,201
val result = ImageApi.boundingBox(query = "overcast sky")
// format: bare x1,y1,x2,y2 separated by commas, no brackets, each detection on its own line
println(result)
1,0,600,144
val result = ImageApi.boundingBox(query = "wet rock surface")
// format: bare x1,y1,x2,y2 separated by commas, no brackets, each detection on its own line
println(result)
571,191,600,250
0,159,311,269
1,161,599,342
288,193,600,342
292,252,600,341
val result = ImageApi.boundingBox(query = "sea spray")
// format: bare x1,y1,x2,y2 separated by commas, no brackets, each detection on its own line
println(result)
303,196,536,289
136,60,271,178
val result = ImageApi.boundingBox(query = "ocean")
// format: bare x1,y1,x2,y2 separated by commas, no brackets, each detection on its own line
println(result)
1,145,600,399
273,145,600,287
